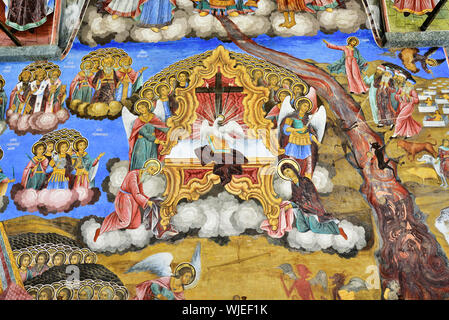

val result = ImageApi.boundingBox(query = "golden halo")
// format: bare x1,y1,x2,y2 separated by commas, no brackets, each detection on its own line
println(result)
139,87,155,99
154,82,171,97
73,137,89,152
98,285,115,300
114,287,128,300
77,285,94,300
250,67,264,79
277,158,301,181
276,88,293,101
176,70,190,81
17,251,32,267
0,75,5,87
38,285,55,300
119,56,132,67
174,262,196,285
294,97,313,113
134,99,154,114
80,60,93,70
281,76,295,86
143,159,162,175
55,139,70,153
32,141,47,155
347,36,359,46
56,286,74,300
292,81,310,96
264,72,279,83
52,250,67,266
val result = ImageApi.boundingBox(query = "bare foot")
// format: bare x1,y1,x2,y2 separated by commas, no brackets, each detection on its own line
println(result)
229,11,239,17
279,22,288,28
199,11,209,16
326,8,333,12
339,228,348,240
112,15,119,20
161,26,168,30
93,228,101,242
151,27,160,33
286,22,296,28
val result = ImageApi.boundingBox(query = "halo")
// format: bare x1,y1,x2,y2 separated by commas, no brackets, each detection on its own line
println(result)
69,250,84,264
83,252,97,264
294,97,313,113
98,285,115,300
134,99,154,114
174,262,196,286
140,87,155,99
264,71,279,83
114,287,128,300
77,285,94,300
73,137,89,152
250,67,264,79
32,141,47,156
276,88,293,101
143,159,162,175
347,36,359,46
176,70,190,81
119,56,132,67
291,81,310,96
80,60,93,70
154,82,171,97
277,158,301,181
281,76,295,86
55,139,70,154
38,285,55,300
52,250,67,266
0,75,5,87
35,250,50,264
17,251,32,267
56,286,74,300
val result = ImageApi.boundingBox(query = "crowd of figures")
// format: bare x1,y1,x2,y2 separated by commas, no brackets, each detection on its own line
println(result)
14,245,97,283
25,280,128,300
68,48,147,119
9,62,66,116
21,129,104,191
365,64,422,139
95,0,347,31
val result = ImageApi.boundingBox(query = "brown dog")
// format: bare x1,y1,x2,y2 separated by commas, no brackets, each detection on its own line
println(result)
397,139,437,161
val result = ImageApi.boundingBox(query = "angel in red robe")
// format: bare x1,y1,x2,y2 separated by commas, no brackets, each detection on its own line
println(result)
393,0,437,16
93,159,162,242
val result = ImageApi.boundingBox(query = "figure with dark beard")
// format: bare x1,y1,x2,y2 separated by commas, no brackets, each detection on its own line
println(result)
374,68,396,128
91,56,120,104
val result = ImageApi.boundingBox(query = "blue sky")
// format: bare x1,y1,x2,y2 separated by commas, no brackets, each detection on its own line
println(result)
0,29,448,221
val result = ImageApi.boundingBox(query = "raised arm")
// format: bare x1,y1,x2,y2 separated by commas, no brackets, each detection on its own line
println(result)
323,39,344,51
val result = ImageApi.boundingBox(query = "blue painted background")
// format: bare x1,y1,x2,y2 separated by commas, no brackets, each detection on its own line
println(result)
0,29,447,221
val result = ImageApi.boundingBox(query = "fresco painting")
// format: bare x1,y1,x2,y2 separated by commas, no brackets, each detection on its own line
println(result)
0,0,448,303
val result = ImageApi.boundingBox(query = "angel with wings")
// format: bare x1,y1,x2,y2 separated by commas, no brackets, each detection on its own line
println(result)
128,243,201,300
277,96,326,180
122,99,169,170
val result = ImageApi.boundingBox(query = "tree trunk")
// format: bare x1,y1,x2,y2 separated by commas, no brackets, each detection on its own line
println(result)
217,16,449,299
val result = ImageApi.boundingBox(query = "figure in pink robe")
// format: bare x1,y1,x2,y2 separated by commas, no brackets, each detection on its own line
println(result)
324,38,368,95
394,0,437,16
392,82,422,138
94,169,151,241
